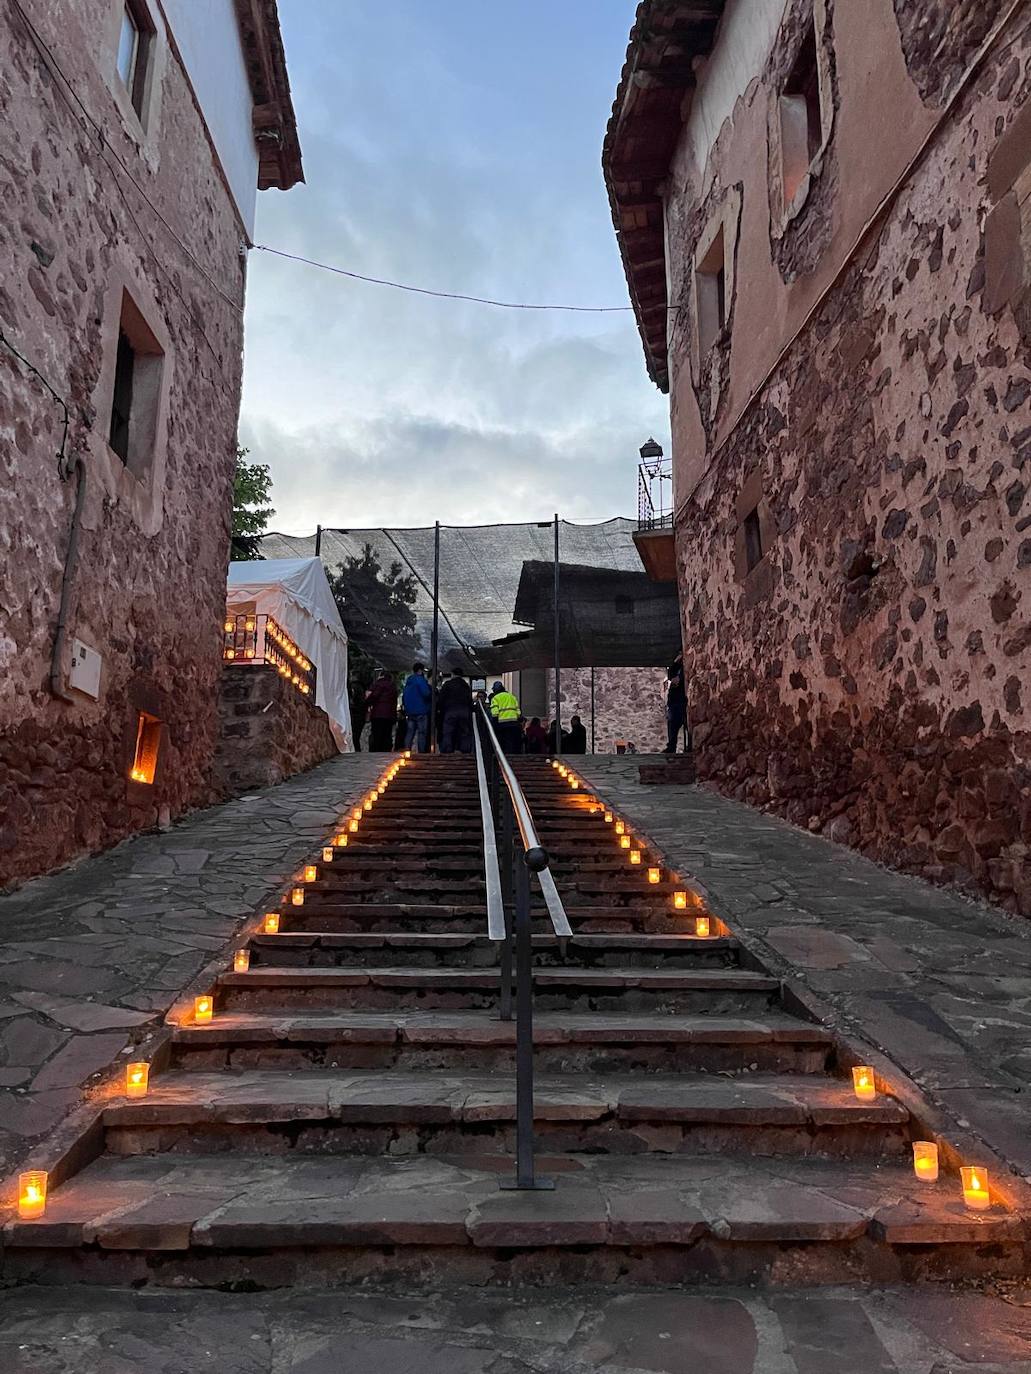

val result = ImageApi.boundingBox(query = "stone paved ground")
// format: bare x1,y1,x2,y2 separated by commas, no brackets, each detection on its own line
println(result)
0,754,382,1179
578,757,1031,1189
1,1282,1030,1372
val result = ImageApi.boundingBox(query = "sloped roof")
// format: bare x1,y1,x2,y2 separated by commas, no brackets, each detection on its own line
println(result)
602,1,726,391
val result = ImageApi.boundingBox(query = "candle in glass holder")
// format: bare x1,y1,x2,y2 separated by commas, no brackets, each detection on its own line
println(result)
570,779,580,790
291,887,304,906
604,811,614,824
961,1166,990,1210
629,849,642,865
851,1066,876,1102
333,833,348,848
620,835,631,850
694,915,711,938
234,948,251,973
648,867,661,884
912,1141,939,1182
194,995,213,1023
304,864,318,883
322,847,334,863
674,890,688,910
352,807,363,821
18,1171,47,1219
405,750,412,759
263,912,280,934
349,819,359,833
125,1062,150,1098
615,821,625,835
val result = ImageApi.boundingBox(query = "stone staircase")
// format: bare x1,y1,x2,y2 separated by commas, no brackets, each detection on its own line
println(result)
3,755,1021,1288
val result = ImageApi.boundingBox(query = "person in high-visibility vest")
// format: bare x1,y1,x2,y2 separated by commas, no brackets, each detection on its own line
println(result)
489,680,523,755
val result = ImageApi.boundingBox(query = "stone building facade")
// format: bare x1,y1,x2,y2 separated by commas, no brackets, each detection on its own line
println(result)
0,0,302,887
605,1,1031,912
508,667,668,753
213,666,338,797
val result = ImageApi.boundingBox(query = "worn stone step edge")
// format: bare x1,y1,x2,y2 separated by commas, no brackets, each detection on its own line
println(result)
216,967,776,991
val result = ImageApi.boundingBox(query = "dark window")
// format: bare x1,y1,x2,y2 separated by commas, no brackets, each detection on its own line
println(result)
780,22,823,205
109,330,135,463
743,508,764,573
695,224,727,355
116,0,153,118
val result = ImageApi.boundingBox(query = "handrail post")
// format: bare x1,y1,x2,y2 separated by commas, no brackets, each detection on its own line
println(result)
499,790,514,1022
501,849,553,1192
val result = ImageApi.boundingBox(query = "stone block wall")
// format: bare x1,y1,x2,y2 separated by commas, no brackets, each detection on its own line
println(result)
548,668,668,753
213,667,338,797
0,3,249,887
665,4,1031,912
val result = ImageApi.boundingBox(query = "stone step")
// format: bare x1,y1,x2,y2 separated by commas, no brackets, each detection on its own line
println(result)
247,931,741,970
171,1010,833,1075
101,1068,910,1159
284,905,708,935
4,1152,1017,1289
214,966,778,1014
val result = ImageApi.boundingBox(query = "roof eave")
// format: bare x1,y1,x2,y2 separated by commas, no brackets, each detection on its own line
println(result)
234,0,304,192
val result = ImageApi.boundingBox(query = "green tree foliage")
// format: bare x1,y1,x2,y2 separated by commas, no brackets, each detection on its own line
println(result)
327,543,422,693
231,446,274,559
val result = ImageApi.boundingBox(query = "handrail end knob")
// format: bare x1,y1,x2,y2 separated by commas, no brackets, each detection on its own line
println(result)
524,845,549,873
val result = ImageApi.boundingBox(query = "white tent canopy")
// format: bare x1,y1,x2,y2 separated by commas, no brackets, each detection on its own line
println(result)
227,557,352,751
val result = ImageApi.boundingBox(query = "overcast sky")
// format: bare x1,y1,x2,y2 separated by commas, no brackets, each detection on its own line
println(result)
238,0,669,536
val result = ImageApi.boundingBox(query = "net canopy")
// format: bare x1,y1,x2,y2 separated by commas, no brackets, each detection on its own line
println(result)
257,519,680,673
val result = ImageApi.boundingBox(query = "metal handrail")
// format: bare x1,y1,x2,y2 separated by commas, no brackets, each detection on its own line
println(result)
472,715,506,942
475,703,572,938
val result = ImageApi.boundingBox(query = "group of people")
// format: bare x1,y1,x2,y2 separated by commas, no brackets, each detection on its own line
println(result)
350,665,590,757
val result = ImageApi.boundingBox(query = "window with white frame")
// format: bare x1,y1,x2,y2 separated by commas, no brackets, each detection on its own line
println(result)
116,1,152,118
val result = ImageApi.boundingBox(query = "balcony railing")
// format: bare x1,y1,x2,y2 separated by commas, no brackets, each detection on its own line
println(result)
222,612,316,698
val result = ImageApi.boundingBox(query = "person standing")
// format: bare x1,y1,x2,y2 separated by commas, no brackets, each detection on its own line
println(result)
365,670,398,752
524,717,548,754
489,680,522,755
348,680,368,752
566,714,587,754
437,668,473,754
402,662,432,753
665,651,686,754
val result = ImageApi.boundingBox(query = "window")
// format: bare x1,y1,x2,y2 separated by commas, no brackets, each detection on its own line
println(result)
129,711,162,785
116,1,151,117
107,292,165,476
695,225,727,356
743,507,764,573
780,22,823,207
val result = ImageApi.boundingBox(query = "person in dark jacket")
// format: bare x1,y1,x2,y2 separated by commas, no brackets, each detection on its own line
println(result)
546,718,570,755
349,681,368,751
665,651,686,753
365,671,398,751
437,669,473,754
566,714,587,754
524,717,548,754
402,663,432,752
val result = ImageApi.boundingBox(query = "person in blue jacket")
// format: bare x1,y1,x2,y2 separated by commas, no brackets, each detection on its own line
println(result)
401,662,432,752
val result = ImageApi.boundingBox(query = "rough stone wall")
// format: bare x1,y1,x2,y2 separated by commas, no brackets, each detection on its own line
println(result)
212,667,338,797
0,3,248,887
671,9,1031,913
548,668,668,753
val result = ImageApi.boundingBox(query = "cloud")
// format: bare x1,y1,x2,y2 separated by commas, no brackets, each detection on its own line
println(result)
239,1,669,535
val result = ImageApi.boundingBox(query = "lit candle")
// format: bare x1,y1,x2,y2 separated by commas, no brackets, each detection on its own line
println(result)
224,619,234,633
234,948,251,973
349,819,360,833
647,867,661,884
333,833,348,847
291,888,304,906
363,800,373,812
263,912,280,934
322,847,334,863
629,849,641,865
405,750,412,759
604,812,613,824
912,1141,939,1182
694,915,711,938
674,891,688,910
961,1166,991,1210
125,1062,149,1098
352,808,363,821
18,1171,47,1219
615,821,625,835
304,865,318,883
570,779,580,790
620,835,631,850
194,995,213,1023
852,1066,876,1102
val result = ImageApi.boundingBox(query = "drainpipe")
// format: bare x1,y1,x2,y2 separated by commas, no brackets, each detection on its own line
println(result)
48,454,87,702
